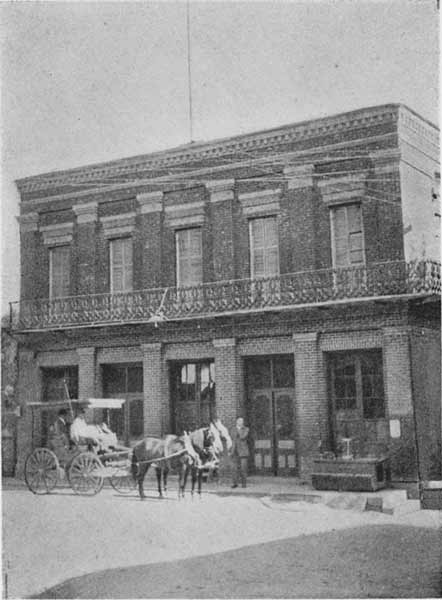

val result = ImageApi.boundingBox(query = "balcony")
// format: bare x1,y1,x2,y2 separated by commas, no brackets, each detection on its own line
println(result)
10,260,441,332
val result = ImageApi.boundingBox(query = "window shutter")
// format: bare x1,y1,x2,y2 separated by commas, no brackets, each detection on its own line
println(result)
110,238,133,293
176,228,202,287
250,217,279,278
50,246,70,299
331,205,364,268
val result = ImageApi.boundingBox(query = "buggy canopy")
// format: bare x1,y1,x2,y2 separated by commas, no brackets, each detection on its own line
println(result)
27,398,126,410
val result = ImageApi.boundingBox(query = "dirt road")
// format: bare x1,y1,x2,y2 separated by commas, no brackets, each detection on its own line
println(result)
36,524,441,598
3,482,441,599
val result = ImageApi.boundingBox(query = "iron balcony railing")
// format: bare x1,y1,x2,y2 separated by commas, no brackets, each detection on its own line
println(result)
9,260,441,331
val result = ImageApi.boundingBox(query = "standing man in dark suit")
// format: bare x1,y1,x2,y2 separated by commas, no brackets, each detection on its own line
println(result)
230,417,249,488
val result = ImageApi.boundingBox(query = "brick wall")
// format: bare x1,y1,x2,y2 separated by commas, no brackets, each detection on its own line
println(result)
409,326,441,479
141,343,163,436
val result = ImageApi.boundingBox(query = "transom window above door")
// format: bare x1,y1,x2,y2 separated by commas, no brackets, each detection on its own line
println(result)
176,228,202,287
110,237,133,293
249,216,280,278
330,204,365,268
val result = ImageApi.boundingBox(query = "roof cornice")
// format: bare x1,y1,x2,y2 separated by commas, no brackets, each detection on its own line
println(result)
16,104,439,199
16,104,409,196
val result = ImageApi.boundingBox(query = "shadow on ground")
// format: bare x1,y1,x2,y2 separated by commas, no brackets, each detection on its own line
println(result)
34,524,441,599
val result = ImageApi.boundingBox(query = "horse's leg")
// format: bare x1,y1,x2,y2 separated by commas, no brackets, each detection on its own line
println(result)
191,466,197,500
155,466,163,498
138,463,149,500
163,463,169,497
178,461,187,499
198,468,203,498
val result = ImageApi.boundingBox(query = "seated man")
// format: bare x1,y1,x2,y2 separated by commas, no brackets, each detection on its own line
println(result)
70,409,119,452
48,408,72,464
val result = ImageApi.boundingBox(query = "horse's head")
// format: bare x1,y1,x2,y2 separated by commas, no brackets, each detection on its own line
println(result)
208,422,224,455
212,419,233,452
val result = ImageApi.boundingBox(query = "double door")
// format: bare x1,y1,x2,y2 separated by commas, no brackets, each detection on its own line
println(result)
246,356,296,476
251,389,295,475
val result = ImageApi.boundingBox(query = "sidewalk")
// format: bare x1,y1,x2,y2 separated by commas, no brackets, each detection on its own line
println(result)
2,474,429,516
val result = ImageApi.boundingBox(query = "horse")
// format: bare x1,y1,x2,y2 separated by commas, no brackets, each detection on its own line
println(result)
180,420,232,497
131,432,197,500
199,419,233,485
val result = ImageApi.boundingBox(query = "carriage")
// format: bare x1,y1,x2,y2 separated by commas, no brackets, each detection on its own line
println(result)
24,398,136,496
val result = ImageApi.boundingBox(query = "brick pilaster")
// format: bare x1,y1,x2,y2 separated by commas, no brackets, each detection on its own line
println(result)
292,332,326,477
137,192,163,289
17,212,41,300
382,327,413,417
15,348,42,476
206,180,235,281
73,202,98,295
141,343,163,436
77,347,96,399
213,338,241,432
382,326,418,480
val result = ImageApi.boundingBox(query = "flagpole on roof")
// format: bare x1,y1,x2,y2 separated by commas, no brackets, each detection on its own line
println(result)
186,0,194,143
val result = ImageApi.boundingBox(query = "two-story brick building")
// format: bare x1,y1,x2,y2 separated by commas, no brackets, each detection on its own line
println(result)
11,104,440,482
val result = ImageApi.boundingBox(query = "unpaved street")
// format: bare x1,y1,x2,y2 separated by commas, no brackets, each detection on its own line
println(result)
37,524,441,599
3,480,441,599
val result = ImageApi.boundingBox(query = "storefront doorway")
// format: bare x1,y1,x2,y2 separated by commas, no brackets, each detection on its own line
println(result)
101,363,144,446
170,361,215,433
245,355,296,475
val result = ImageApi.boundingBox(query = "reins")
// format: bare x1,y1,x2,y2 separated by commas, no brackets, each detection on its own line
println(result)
134,448,189,466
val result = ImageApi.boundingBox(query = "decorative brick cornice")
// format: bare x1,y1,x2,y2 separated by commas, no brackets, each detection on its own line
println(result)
318,173,366,205
239,188,281,217
17,212,39,232
205,179,235,203
382,326,411,340
398,106,439,157
141,342,162,353
101,212,136,238
283,165,315,190
16,104,405,196
292,332,318,344
76,347,96,359
213,338,236,348
73,201,98,224
137,191,163,214
40,222,73,246
369,149,401,174
165,201,205,228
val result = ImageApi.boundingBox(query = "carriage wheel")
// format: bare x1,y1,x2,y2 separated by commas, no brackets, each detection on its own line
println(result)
110,473,137,494
69,452,104,496
24,448,59,494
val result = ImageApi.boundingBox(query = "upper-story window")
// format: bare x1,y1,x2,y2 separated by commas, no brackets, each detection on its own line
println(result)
110,237,133,293
249,216,279,278
49,246,70,299
330,204,365,268
176,228,202,287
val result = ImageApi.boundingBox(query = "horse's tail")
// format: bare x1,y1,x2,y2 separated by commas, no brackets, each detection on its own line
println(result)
131,448,139,480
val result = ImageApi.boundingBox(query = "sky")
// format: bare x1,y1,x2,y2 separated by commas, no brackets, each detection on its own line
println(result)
1,0,439,315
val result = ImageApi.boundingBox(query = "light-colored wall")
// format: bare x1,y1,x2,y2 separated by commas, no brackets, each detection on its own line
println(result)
398,107,440,262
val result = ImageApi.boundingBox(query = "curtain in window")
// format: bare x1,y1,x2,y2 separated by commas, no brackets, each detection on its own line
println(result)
331,204,364,268
110,238,133,292
249,217,279,278
50,246,71,299
176,228,202,287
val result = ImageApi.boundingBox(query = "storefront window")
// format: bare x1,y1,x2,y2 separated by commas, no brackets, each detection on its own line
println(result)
328,351,384,419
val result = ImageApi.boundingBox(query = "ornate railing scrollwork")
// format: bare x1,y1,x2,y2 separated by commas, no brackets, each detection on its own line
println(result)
9,260,440,331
